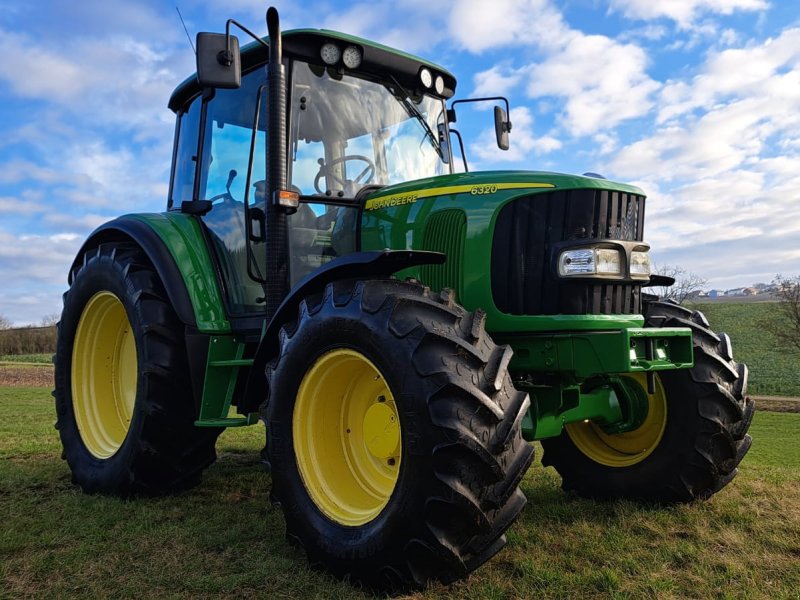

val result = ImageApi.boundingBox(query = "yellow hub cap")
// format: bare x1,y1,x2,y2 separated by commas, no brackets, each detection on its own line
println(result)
71,291,137,459
293,349,401,526
565,373,667,468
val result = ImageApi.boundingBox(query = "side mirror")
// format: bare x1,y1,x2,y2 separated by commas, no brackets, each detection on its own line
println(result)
196,32,241,89
494,106,511,150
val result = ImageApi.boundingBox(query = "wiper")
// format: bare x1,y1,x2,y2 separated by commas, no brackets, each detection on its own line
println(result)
388,76,442,157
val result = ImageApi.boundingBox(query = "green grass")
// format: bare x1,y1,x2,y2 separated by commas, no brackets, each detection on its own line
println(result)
2,388,799,599
689,302,800,397
0,353,52,364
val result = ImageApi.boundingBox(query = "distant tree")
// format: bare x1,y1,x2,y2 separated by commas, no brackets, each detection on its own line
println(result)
40,314,60,327
762,275,800,354
652,264,709,304
0,315,11,330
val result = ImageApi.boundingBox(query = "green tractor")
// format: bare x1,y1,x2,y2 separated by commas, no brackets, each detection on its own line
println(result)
54,7,753,591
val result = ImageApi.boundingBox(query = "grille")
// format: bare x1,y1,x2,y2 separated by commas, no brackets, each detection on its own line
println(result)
491,189,646,315
420,209,466,295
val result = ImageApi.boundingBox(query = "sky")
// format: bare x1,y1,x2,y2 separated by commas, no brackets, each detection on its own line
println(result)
0,0,798,325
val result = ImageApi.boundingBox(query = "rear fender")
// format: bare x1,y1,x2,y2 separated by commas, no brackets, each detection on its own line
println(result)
69,214,229,333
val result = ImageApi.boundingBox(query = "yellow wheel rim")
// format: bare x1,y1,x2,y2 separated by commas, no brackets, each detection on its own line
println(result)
71,291,137,459
293,349,401,526
565,373,667,468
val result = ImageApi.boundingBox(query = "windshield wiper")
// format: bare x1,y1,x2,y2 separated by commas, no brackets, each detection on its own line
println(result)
388,76,443,158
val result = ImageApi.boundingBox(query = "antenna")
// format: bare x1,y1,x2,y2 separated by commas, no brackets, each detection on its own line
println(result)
175,6,196,54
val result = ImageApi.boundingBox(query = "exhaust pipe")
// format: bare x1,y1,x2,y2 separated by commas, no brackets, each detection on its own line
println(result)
264,6,289,318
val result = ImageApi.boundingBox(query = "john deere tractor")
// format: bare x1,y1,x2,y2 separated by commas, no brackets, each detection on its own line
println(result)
54,7,753,591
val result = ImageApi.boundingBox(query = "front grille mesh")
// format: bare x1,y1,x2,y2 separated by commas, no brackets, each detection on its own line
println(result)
420,209,466,295
491,189,645,315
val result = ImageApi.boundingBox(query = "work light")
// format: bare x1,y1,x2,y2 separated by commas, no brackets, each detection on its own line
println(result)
320,42,340,65
342,45,362,69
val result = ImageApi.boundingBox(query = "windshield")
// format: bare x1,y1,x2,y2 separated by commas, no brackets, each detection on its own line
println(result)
289,61,449,197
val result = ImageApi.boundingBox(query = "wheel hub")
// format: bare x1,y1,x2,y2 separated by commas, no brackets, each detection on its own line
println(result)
362,401,400,459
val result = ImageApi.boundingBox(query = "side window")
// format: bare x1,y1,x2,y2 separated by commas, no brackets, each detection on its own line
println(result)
170,97,201,206
288,202,358,286
198,69,268,315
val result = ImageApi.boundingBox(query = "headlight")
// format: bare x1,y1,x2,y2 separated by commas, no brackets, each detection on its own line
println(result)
630,250,651,279
558,248,622,277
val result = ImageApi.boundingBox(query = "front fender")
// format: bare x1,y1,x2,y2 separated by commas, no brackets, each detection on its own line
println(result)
240,249,445,412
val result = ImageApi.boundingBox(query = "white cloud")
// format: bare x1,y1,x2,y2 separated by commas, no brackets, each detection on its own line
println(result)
599,26,800,289
609,0,769,29
472,65,524,98
525,34,660,135
471,106,561,163
447,0,571,53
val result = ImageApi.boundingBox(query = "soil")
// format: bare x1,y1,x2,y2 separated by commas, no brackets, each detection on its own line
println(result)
0,364,55,388
1,364,797,413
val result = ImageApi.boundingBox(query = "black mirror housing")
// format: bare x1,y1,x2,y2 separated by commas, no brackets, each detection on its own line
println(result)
196,32,241,89
494,105,510,150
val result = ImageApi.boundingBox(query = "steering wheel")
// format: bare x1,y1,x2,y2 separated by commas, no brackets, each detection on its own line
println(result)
314,155,375,195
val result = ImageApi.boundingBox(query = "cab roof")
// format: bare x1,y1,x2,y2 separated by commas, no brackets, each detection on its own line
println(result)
168,28,457,112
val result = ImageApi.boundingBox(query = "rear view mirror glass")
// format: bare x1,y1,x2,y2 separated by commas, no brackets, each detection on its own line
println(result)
196,32,241,89
494,105,510,150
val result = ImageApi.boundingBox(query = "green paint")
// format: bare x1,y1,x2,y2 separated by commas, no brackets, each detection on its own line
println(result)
360,170,693,441
128,213,230,333
493,326,693,377
195,335,258,428
360,170,644,328
519,374,652,441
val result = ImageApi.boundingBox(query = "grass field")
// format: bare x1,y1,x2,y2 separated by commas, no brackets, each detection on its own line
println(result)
1,387,798,599
0,354,52,364
689,302,800,397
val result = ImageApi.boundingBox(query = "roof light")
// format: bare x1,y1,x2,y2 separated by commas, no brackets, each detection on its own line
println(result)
434,75,445,95
342,45,362,69
320,42,340,65
420,68,433,88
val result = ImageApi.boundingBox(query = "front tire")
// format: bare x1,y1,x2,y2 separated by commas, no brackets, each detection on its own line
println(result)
54,243,221,495
265,279,534,591
541,300,753,502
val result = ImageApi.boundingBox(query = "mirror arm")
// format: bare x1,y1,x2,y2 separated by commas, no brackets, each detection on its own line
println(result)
448,95,512,129
220,18,270,65
450,128,469,173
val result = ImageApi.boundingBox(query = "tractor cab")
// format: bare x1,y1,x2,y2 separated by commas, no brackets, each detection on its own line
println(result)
167,28,463,317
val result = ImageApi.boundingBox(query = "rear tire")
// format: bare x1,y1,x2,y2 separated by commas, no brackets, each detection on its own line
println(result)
54,243,221,495
541,300,753,502
265,279,534,591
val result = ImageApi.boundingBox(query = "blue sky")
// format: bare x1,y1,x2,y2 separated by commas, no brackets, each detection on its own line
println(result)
0,0,798,325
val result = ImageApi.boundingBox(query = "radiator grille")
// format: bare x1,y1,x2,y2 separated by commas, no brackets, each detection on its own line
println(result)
420,209,466,295
491,189,645,315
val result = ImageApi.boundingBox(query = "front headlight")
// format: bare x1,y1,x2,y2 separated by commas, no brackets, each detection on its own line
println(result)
630,250,651,279
558,248,622,277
